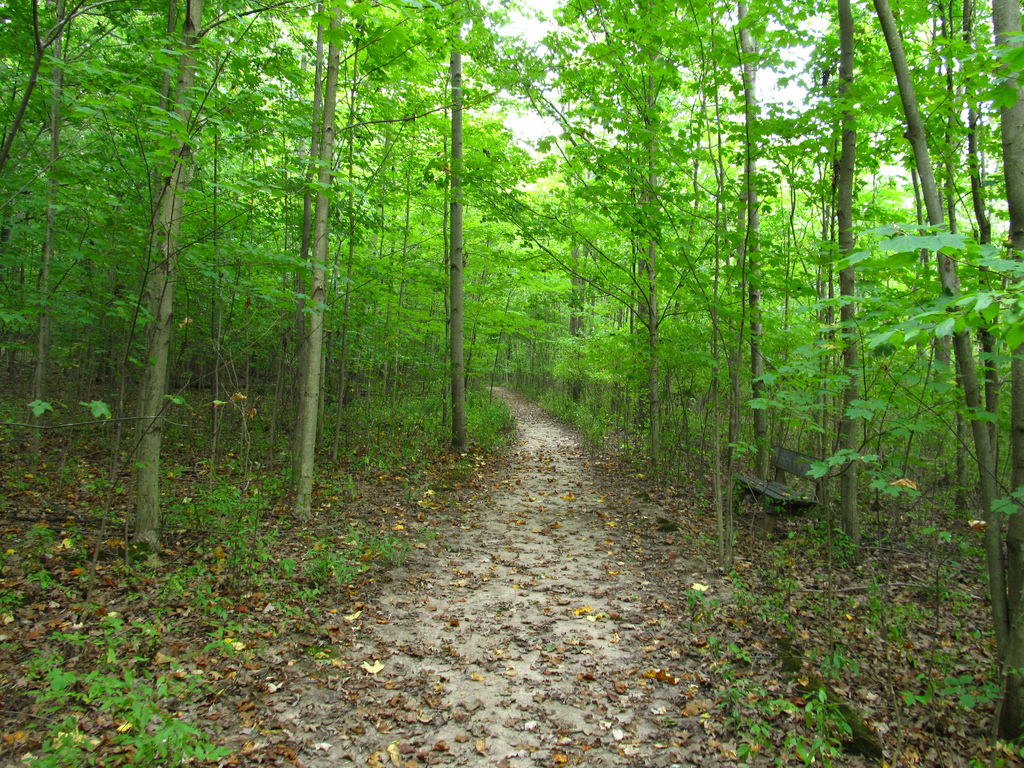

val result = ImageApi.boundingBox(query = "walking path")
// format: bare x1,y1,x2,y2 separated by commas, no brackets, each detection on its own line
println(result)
294,388,718,767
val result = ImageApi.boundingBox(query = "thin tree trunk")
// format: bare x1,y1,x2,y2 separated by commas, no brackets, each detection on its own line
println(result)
30,0,65,461
294,6,341,517
992,0,1024,741
449,46,467,453
291,25,324,485
133,0,204,549
738,0,767,478
331,27,361,462
644,66,660,471
837,0,860,559
875,0,1006,668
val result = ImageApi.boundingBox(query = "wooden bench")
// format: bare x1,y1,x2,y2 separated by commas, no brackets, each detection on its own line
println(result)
735,447,821,535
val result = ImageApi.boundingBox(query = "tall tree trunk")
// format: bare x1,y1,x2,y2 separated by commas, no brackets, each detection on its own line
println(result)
133,0,204,548
836,0,860,559
738,0,768,479
291,26,324,485
449,46,467,453
294,6,342,517
874,0,1006,686
992,0,1024,741
30,0,65,461
644,68,661,470
331,26,361,462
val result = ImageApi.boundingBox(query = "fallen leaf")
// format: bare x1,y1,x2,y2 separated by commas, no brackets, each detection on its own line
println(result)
432,740,449,752
362,660,385,675
469,672,485,682
475,739,486,756
386,740,401,766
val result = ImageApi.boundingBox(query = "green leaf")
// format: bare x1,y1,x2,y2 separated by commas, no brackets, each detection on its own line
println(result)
27,400,53,417
1006,323,1024,351
934,317,956,338
81,400,112,419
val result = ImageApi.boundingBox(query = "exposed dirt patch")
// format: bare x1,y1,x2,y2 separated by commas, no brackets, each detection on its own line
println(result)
270,387,726,767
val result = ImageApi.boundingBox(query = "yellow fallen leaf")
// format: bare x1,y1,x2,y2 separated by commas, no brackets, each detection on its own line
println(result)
574,606,594,616
361,660,385,675
476,739,486,756
469,672,485,682
560,493,575,500
386,740,401,766
691,583,709,592
344,610,362,621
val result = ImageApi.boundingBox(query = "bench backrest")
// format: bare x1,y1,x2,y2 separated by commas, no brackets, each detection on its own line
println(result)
772,447,819,481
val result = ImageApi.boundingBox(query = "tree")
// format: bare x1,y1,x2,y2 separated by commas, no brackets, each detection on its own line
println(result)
738,0,768,480
836,0,859,558
133,0,205,548
450,44,467,453
873,0,1013,735
991,0,1024,741
29,0,66,461
294,5,343,517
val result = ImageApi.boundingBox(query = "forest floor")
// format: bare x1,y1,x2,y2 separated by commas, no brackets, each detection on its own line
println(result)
0,388,1014,766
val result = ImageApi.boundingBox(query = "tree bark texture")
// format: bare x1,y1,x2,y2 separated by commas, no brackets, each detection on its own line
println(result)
992,0,1024,740
450,47,467,453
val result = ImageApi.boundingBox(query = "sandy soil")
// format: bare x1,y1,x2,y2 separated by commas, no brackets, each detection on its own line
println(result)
286,388,717,767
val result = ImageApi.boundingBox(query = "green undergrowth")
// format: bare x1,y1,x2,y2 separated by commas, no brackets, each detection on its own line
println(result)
0,386,512,766
712,508,1014,765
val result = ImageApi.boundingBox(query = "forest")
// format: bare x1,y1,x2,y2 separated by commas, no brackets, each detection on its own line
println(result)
2,0,1024,764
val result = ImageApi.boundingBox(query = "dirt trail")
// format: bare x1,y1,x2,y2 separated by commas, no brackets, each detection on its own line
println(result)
294,388,712,767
